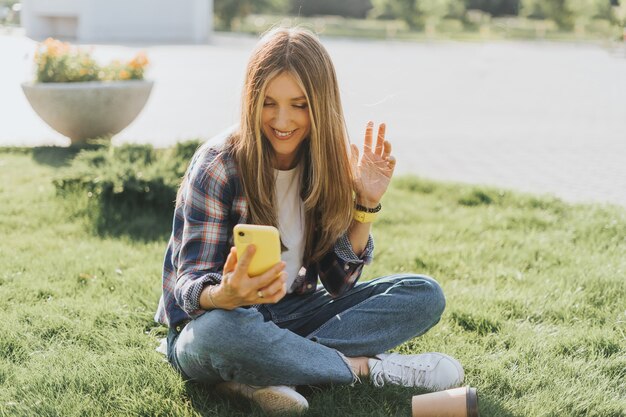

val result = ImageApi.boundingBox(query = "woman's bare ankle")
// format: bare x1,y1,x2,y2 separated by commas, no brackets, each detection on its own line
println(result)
347,356,371,378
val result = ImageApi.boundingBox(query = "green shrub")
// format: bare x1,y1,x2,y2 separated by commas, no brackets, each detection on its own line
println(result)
53,141,201,239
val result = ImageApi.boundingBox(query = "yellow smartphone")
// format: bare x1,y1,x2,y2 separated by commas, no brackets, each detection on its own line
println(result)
233,224,281,277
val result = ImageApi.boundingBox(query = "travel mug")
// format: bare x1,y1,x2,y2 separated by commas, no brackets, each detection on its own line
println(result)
411,386,479,417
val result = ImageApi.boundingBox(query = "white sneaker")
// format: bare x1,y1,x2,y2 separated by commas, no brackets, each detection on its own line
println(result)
368,352,464,390
216,381,308,415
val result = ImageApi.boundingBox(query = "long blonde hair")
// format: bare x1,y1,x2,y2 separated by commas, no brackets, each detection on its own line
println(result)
230,27,355,264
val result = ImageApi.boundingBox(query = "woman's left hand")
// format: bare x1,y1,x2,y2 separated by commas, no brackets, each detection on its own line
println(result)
350,121,397,206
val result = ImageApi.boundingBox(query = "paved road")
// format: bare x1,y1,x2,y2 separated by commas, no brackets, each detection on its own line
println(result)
2,30,625,206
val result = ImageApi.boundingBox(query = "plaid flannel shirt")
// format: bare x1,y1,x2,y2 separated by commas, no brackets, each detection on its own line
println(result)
154,138,374,327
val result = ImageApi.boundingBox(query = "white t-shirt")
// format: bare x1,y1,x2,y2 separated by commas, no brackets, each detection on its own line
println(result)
274,164,305,293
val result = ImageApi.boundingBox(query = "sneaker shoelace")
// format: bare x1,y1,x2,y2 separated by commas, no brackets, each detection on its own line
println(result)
371,358,430,387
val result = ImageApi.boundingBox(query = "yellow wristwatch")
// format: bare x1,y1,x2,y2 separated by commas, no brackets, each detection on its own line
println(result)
353,210,378,223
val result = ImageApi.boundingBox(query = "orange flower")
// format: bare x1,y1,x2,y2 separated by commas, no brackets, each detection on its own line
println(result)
129,52,149,69
41,38,70,57
119,70,130,80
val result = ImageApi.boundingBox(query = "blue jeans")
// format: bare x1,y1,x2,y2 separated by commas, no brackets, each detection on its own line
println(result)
167,274,445,387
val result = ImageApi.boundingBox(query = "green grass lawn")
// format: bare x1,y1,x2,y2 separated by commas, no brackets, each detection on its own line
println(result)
0,147,624,416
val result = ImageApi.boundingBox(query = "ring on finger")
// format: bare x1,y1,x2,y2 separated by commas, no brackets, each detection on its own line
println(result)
257,290,264,299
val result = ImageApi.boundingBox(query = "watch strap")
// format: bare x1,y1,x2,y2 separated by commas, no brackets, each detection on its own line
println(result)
353,210,378,223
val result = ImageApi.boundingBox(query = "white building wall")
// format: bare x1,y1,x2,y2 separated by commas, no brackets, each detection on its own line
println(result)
21,0,213,43
21,0,81,40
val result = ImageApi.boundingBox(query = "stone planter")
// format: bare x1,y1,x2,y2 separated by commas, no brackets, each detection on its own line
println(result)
21,80,153,144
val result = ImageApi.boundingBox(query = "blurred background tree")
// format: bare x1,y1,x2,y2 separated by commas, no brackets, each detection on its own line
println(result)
214,0,289,29
370,0,465,28
370,0,419,26
613,0,626,26
566,0,613,34
290,0,373,18
0,0,20,25
418,0,466,32
464,0,519,16
520,0,612,29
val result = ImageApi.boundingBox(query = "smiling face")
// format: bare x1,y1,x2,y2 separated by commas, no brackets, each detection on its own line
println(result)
261,71,311,170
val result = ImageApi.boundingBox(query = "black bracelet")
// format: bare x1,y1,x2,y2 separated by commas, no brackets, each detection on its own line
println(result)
355,202,382,213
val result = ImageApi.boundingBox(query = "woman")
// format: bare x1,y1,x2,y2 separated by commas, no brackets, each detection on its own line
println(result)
155,27,464,415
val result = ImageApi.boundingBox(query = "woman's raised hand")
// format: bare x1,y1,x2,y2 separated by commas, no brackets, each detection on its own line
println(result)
207,245,287,310
350,121,397,207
